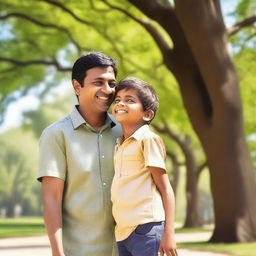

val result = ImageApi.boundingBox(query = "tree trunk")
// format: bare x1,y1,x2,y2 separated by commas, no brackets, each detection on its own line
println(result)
182,136,202,228
128,0,256,242
166,151,180,195
174,0,256,242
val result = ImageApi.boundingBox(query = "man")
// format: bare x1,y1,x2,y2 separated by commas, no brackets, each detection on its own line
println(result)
37,52,121,256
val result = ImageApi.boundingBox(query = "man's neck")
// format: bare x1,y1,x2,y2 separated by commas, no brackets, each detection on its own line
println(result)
78,106,107,129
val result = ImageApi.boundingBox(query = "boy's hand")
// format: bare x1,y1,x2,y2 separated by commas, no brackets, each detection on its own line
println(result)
158,233,178,256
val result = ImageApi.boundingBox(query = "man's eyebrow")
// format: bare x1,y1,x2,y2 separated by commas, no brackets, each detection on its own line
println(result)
93,77,104,81
93,77,116,81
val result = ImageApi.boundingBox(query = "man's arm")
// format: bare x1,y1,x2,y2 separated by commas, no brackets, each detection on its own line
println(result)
42,176,65,256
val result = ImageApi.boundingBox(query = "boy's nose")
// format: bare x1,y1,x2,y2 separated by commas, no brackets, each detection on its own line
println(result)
117,101,125,106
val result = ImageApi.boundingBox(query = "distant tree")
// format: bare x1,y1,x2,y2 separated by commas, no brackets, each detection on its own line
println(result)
0,144,30,216
0,130,40,216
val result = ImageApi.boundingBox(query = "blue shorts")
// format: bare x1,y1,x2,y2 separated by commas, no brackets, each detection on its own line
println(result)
117,221,164,256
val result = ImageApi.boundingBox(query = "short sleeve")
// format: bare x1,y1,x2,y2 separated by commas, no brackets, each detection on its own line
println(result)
143,135,166,170
37,127,67,181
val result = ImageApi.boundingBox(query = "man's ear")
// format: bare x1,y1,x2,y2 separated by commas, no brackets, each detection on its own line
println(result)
142,109,154,122
72,79,81,96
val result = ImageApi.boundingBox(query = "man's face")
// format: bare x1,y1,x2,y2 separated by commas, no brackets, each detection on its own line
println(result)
73,66,116,114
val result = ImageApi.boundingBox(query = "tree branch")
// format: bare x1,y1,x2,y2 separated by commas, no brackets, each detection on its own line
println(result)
37,0,93,26
166,151,183,167
0,66,18,74
102,0,172,54
0,57,72,72
126,0,177,39
36,0,124,61
152,120,184,148
197,161,207,179
0,12,82,52
88,0,110,12
228,15,256,36
213,0,225,26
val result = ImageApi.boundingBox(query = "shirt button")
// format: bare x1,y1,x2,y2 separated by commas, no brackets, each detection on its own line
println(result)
103,182,107,186
102,155,105,158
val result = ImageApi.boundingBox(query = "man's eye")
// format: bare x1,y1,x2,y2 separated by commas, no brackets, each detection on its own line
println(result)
109,82,116,88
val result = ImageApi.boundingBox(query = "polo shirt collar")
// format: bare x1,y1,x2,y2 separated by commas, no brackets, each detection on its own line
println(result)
117,125,149,145
70,105,117,130
130,124,149,140
70,105,86,129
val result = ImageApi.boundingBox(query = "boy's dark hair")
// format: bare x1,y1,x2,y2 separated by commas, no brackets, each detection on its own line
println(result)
116,77,159,124
71,51,118,86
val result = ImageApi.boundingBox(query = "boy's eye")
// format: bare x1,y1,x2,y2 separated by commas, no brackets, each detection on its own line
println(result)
114,99,120,103
127,99,134,103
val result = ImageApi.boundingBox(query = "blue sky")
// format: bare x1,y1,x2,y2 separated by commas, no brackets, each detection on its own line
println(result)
0,0,241,133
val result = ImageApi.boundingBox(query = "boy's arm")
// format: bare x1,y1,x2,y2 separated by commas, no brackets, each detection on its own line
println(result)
149,166,178,256
42,176,65,256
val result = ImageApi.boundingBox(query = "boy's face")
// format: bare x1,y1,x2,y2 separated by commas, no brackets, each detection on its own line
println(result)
112,88,151,126
73,66,116,114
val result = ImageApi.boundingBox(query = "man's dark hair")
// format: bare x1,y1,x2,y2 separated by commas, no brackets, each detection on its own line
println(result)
71,51,118,86
116,77,159,123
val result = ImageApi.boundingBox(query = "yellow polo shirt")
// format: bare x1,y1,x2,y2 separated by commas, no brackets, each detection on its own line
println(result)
37,106,121,256
111,125,166,241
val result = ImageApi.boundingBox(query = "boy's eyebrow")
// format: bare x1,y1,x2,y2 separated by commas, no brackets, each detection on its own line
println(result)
115,95,137,100
125,95,136,99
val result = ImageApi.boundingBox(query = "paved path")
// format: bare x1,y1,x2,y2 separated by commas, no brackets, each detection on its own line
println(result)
175,232,230,256
0,236,51,256
0,233,231,256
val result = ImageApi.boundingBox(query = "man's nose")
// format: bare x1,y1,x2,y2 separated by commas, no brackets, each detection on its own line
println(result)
101,82,114,94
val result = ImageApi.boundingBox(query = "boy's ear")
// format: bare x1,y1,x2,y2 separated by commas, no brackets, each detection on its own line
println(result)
143,109,154,122
72,79,81,96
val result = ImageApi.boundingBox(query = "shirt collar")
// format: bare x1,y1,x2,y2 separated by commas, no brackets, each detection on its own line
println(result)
116,124,149,145
130,124,149,140
70,105,117,130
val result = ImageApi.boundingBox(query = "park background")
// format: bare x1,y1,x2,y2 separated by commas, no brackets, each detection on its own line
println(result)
0,0,256,255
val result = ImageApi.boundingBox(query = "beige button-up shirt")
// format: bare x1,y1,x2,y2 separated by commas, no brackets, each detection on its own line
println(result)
38,106,121,256
111,125,166,241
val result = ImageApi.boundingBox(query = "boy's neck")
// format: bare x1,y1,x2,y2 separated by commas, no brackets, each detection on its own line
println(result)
122,123,145,140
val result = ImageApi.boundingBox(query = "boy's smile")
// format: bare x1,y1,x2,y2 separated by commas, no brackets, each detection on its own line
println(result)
112,88,146,126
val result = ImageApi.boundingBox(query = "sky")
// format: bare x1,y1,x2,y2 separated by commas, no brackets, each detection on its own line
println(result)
0,0,240,133
0,81,71,133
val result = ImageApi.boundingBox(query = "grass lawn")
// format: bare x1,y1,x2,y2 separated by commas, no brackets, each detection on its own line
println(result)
0,217,46,238
179,241,256,256
177,227,256,256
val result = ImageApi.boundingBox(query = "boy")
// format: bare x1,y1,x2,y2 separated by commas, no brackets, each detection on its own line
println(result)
111,77,178,256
